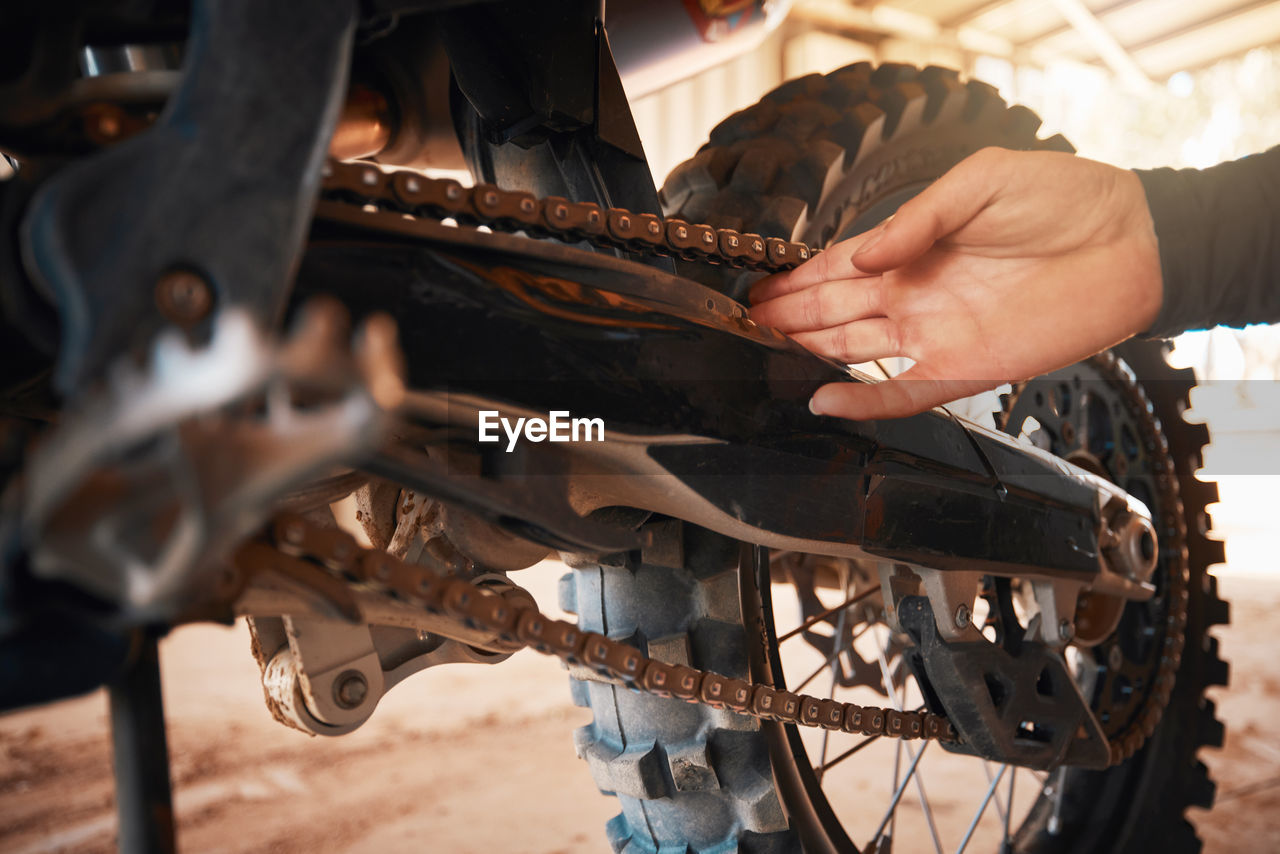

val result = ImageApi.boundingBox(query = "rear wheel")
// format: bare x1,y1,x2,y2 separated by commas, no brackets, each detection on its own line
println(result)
566,63,1228,852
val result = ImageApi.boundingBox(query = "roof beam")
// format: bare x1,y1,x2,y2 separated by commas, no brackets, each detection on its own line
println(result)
1020,0,1155,48
942,0,1017,29
794,0,1017,58
1124,0,1277,54
1040,0,1151,90
1130,0,1280,78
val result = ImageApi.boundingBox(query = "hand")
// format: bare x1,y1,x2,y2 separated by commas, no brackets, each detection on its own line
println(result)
748,147,1164,420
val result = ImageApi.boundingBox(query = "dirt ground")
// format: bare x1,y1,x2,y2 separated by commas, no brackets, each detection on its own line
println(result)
1,563,1277,854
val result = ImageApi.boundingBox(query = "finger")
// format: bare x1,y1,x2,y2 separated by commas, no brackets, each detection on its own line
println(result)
748,230,880,304
749,277,884,333
851,149,1004,274
809,366,995,421
791,318,901,364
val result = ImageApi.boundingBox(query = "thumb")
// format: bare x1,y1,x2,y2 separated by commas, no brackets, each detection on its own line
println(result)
851,150,1002,274
809,367,993,421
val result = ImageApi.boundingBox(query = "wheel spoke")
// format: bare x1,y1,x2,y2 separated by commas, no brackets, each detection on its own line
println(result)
873,625,905,715
1047,767,1067,835
816,605,851,781
885,634,904,844
814,734,880,776
778,584,880,644
874,625,944,854
983,762,1008,827
890,714,903,844
1004,765,1016,847
867,740,930,851
955,762,1007,854
791,623,870,694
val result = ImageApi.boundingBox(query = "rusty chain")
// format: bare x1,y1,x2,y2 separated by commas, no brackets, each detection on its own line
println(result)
319,159,816,272
235,161,1190,763
239,511,959,743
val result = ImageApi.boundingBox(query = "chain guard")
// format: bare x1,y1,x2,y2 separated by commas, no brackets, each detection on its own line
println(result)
900,595,1110,770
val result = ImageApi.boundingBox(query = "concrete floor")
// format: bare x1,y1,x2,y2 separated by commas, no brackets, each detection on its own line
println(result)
0,559,1275,854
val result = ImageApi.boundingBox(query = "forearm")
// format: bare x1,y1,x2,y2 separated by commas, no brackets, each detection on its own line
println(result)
1135,146,1280,337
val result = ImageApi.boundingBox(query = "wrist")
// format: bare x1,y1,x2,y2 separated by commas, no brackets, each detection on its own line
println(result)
1122,168,1165,335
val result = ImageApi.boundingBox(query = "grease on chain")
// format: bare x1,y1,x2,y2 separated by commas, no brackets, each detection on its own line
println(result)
243,512,957,744
320,160,816,273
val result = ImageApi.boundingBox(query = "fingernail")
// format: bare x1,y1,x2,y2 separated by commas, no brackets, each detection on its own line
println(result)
853,232,883,259
809,395,825,416
853,218,891,257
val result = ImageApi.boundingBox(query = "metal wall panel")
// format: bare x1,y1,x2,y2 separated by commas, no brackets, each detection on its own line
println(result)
628,32,785,188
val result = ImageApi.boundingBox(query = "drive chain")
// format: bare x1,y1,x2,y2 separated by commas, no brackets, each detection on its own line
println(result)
319,159,817,273
238,512,959,744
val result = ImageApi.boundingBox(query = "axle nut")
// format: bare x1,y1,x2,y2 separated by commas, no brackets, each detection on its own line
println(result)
333,670,369,709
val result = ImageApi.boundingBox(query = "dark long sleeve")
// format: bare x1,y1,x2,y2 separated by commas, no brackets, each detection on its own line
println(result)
1134,145,1280,337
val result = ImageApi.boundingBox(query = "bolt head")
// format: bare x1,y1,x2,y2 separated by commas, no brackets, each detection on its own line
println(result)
98,113,121,138
155,269,213,326
334,670,369,709
1058,619,1074,641
1108,644,1123,670
954,604,971,629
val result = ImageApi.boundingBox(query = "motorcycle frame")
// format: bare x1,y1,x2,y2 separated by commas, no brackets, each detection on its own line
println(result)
1,0,1150,685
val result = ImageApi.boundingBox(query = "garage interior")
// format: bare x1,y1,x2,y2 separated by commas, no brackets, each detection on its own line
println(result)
2,2,1279,853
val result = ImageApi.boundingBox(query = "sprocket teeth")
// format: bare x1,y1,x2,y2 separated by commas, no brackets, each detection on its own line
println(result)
998,349,1202,762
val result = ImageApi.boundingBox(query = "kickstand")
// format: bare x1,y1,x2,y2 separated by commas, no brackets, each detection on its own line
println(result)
108,633,176,853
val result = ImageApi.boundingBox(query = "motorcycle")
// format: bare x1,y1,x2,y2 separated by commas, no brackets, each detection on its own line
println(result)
0,1,1228,851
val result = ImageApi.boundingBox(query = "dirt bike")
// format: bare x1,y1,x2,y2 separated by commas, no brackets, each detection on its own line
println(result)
0,1,1229,852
